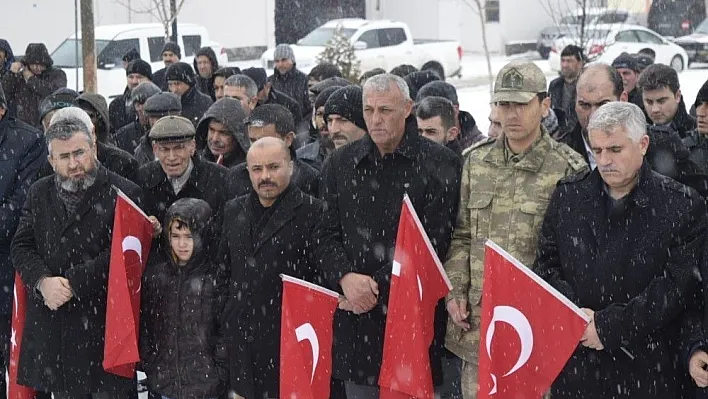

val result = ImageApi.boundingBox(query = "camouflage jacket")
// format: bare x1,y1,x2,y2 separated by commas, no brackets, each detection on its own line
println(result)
444,127,588,362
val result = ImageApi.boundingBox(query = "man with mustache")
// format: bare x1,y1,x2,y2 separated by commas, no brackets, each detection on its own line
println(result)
296,85,342,171
224,103,319,199
536,102,706,398
11,117,143,398
323,85,368,150
196,97,250,168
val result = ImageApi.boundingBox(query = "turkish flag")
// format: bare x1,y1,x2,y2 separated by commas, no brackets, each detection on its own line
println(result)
8,273,36,399
280,274,339,399
379,195,452,399
103,188,153,378
478,241,590,399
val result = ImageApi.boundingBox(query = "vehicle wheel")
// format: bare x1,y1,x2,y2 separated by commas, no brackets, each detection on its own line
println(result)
422,62,445,81
670,55,684,72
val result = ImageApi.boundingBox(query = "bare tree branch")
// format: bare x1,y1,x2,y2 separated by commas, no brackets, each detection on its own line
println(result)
115,0,189,39
460,0,494,95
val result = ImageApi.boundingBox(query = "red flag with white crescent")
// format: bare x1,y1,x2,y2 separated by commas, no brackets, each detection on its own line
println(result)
103,189,153,378
8,273,35,399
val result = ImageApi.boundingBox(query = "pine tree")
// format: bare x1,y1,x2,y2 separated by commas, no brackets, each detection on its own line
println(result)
316,24,361,83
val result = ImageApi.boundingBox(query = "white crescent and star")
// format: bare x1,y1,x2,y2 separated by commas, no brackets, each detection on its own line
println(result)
295,323,319,383
122,235,143,293
485,305,534,395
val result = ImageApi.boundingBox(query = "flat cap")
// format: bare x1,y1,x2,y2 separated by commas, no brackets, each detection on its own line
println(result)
144,92,182,117
149,115,195,142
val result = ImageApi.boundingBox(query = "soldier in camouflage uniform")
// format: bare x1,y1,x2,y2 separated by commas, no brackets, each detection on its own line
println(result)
443,60,588,398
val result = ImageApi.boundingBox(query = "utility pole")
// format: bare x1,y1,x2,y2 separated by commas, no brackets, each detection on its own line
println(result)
80,0,97,93
170,0,178,43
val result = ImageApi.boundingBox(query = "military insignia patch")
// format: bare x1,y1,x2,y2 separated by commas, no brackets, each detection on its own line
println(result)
501,68,523,89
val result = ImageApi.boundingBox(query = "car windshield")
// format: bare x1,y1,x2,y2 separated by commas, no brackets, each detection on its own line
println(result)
695,19,708,34
52,39,110,68
298,27,357,46
560,14,598,25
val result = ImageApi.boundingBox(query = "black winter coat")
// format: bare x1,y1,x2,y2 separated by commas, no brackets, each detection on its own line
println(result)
296,139,327,172
114,120,146,155
193,47,219,102
457,110,485,151
108,87,134,134
97,141,139,182
549,76,578,134
535,164,707,399
153,67,168,91
0,117,45,315
318,119,461,385
11,166,142,393
224,154,320,199
646,125,708,199
134,136,156,167
140,198,228,399
219,186,324,399
180,87,213,135
1,67,67,129
684,129,708,174
269,66,310,118
135,156,228,228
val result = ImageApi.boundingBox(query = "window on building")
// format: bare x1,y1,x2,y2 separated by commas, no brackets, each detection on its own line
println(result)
485,0,500,23
148,37,166,62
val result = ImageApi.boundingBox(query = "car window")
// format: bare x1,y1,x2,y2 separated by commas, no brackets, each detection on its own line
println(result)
595,12,627,24
148,37,166,62
182,35,202,57
635,30,664,44
615,30,639,43
358,30,380,49
97,38,140,68
379,28,407,47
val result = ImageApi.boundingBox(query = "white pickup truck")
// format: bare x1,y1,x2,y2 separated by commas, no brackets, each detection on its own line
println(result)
261,19,463,79
51,23,228,101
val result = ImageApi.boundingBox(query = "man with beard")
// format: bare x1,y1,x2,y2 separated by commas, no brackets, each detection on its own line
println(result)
166,62,213,132
196,97,250,168
269,44,310,119
152,42,181,91
219,137,325,399
416,96,462,158
612,52,647,118
0,39,15,79
222,74,259,117
684,79,708,172
536,102,706,398
109,59,152,133
297,86,341,171
225,103,319,199
213,67,241,101
307,63,342,90
11,117,142,398
323,85,368,151
2,43,67,129
135,115,227,233
113,81,162,154
134,92,182,166
193,47,219,101
638,63,696,138
49,107,139,182
549,45,584,134
0,83,45,398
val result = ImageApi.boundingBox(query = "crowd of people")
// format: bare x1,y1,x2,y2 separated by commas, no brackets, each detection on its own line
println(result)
1,35,708,399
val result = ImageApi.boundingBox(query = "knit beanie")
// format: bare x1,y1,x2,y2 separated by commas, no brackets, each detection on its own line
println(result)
242,67,268,91
404,70,442,101
122,48,141,64
165,62,196,87
696,79,708,106
417,81,459,105
315,86,344,110
126,59,153,80
324,86,366,131
162,42,182,59
38,88,80,121
612,52,639,72
274,44,295,63
144,92,182,117
131,81,162,103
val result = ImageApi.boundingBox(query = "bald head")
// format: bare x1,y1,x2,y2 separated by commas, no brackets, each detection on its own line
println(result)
247,137,293,206
576,64,628,131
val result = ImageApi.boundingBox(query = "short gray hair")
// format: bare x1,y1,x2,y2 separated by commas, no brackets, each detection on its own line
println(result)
50,106,94,134
362,73,411,101
45,117,95,153
587,101,646,142
224,74,258,99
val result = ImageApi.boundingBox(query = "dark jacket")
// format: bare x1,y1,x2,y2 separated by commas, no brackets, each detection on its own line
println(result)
180,87,213,136
97,141,139,182
1,67,67,129
108,86,134,134
549,76,578,134
11,166,142,393
665,97,697,139
135,156,227,228
195,97,249,164
683,129,708,174
114,120,146,155
152,67,169,91
535,164,706,398
457,110,485,151
262,88,303,127
296,139,328,172
76,92,112,144
628,87,649,120
140,198,228,399
0,116,45,315
317,118,461,385
134,135,155,167
646,125,708,199
219,186,324,399
225,152,320,199
269,65,310,118
193,47,219,102
559,123,591,165
0,39,15,77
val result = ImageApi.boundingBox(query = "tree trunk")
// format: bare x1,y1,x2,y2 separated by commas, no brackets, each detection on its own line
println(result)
80,0,97,93
170,0,178,43
473,0,494,95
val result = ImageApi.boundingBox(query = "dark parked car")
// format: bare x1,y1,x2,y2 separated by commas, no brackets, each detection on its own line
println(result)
674,18,708,64
648,0,705,38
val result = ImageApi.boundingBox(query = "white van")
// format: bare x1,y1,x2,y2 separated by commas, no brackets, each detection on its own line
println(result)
51,23,228,101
